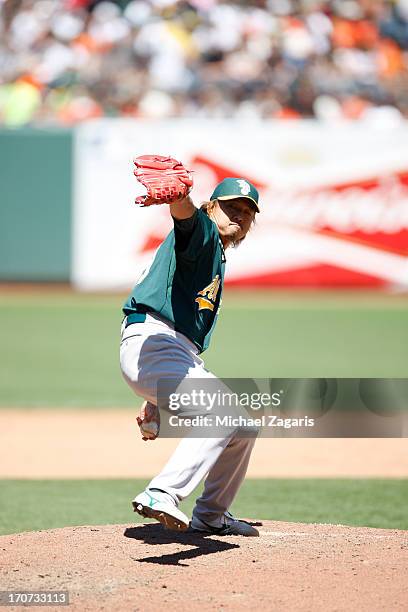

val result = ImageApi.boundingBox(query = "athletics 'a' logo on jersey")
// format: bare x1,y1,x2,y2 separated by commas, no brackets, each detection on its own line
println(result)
237,179,251,195
195,275,221,311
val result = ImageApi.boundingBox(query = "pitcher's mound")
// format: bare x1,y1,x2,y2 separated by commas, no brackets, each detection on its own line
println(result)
2,521,407,611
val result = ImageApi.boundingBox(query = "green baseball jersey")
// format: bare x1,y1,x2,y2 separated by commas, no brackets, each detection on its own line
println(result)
123,209,226,353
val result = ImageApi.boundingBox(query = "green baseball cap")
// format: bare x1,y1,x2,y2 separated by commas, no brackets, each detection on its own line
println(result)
210,178,260,212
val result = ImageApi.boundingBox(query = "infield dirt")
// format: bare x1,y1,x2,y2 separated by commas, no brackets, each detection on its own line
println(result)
2,410,408,478
2,521,407,611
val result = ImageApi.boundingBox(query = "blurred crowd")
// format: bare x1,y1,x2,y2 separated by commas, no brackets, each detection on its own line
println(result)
1,0,408,125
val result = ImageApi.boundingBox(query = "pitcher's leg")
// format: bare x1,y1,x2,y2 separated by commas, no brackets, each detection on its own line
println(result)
147,435,230,503
192,435,256,523
121,324,259,533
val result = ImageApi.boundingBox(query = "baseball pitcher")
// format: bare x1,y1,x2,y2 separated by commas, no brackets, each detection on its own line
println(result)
120,155,260,536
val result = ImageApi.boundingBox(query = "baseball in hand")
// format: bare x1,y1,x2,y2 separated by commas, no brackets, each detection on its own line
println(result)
137,400,160,441
140,420,160,440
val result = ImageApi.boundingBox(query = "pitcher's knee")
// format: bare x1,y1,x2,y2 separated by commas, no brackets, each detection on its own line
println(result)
233,425,260,441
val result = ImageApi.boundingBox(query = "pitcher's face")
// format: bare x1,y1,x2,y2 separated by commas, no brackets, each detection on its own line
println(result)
210,198,256,246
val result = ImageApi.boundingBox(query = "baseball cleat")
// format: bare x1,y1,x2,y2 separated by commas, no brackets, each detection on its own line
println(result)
190,511,259,537
132,489,189,532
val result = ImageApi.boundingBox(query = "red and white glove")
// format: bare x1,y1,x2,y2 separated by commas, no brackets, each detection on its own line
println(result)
133,155,193,206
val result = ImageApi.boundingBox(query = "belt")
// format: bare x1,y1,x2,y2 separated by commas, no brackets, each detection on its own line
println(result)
124,313,147,328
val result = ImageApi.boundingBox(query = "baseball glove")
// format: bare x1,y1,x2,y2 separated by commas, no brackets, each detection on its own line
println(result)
133,155,193,206
137,400,160,441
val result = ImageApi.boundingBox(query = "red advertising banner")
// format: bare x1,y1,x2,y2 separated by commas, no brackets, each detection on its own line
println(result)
73,120,408,290
189,155,408,287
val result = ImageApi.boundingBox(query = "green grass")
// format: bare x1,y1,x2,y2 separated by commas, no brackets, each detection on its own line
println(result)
0,478,407,535
0,290,407,407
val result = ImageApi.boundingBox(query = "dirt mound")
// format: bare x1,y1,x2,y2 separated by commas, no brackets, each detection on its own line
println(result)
2,521,407,611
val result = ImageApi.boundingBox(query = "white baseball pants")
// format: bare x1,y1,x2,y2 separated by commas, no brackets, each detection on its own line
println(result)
119,313,257,522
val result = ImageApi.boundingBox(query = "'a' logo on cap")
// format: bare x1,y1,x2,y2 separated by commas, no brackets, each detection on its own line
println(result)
237,179,251,195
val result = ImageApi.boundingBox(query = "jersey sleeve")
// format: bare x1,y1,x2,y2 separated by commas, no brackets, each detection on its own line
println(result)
173,209,217,261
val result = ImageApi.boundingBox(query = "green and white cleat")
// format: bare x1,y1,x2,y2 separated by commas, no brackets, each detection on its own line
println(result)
132,489,189,532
